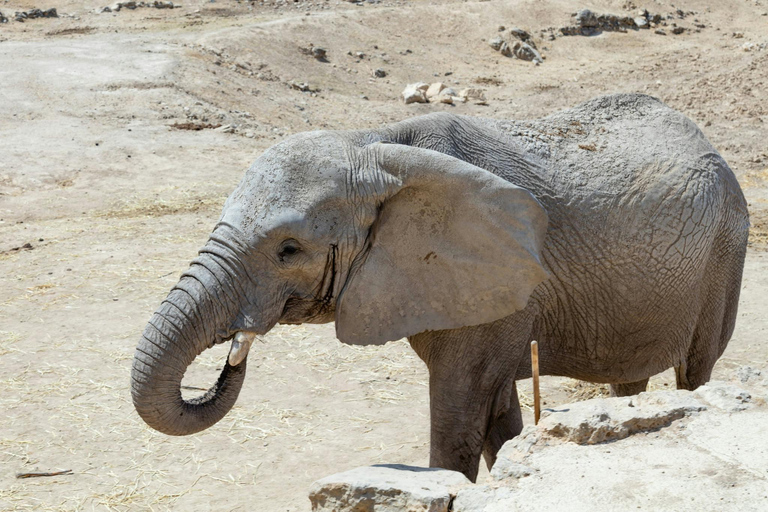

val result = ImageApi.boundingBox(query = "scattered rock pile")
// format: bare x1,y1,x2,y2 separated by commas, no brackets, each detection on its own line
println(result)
99,1,176,13
402,83,486,105
309,374,767,512
559,8,700,36
488,27,543,64
9,8,58,22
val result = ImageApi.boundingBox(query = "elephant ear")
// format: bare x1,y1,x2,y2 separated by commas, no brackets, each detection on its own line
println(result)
335,143,549,345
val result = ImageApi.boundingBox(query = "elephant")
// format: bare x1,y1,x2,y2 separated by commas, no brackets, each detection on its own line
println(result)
131,93,749,481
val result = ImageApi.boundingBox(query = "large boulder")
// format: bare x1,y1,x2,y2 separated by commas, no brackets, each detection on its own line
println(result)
308,464,471,512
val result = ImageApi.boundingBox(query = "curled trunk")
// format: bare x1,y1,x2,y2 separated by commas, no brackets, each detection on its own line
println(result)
131,252,247,435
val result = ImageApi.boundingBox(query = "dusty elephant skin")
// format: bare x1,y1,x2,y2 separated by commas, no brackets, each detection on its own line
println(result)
131,93,749,481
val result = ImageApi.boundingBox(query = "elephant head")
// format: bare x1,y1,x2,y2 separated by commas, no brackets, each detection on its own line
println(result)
131,130,549,436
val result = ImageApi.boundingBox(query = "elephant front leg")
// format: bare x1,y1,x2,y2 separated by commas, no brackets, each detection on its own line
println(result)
409,317,530,482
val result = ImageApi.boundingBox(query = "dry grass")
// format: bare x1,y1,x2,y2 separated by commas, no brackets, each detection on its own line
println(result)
96,186,226,219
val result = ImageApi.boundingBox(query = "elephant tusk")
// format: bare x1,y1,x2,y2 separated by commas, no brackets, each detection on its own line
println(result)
228,331,257,366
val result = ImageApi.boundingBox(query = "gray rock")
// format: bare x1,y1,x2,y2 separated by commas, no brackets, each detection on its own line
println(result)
0,10,7,23
634,17,649,28
488,36,504,51
509,27,531,41
537,391,706,445
512,41,543,63
499,41,512,57
693,381,753,412
312,47,327,60
575,9,598,28
373,68,386,78
308,464,470,512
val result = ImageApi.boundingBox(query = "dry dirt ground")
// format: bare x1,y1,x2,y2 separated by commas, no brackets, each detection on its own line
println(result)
0,0,767,510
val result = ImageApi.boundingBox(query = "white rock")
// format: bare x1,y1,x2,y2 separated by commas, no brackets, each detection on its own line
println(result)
426,82,446,99
459,88,487,104
693,381,753,412
536,390,706,445
490,459,533,480
308,464,470,512
453,486,518,512
402,82,429,104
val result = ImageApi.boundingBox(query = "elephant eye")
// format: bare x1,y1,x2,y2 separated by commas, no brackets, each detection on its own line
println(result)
278,241,301,261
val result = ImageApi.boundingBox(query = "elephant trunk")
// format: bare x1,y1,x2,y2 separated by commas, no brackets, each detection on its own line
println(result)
131,250,248,436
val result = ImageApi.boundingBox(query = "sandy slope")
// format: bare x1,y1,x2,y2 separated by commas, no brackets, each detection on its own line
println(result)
1,0,767,509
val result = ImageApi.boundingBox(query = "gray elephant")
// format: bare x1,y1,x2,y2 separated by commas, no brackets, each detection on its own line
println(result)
131,94,749,481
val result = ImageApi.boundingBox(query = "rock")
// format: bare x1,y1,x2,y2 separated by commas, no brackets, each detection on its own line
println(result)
453,486,517,512
575,9,598,28
655,29,666,35
512,41,543,63
0,10,7,23
154,1,175,8
373,68,386,78
215,124,236,133
308,464,470,512
509,27,531,41
672,26,686,35
499,41,512,57
288,80,320,93
312,47,327,60
634,16,649,28
98,6,112,12
489,459,533,480
459,88,486,104
402,82,428,104
426,82,446,99
537,391,706,445
13,7,58,21
693,382,753,412
488,36,504,51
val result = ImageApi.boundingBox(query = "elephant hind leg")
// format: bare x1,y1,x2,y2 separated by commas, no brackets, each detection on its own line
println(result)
610,378,649,397
482,381,523,471
677,230,746,391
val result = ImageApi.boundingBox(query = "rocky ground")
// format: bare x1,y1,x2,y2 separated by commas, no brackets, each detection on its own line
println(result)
310,371,768,511
0,0,767,510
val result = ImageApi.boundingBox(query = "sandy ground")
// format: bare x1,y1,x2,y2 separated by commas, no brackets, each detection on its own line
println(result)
0,0,767,510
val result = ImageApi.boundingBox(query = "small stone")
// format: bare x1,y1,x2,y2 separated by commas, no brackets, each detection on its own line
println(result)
488,36,504,51
655,29,666,35
459,88,486,104
312,47,327,60
499,41,512,57
402,82,428,104
672,26,685,35
634,17,649,28
509,27,531,41
512,41,543,63
373,68,386,78
575,9,598,28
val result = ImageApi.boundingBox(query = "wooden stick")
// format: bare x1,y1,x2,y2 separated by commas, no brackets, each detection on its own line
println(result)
531,340,541,425
16,469,73,479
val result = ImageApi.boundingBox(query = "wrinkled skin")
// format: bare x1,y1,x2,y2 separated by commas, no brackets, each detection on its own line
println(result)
132,94,749,481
